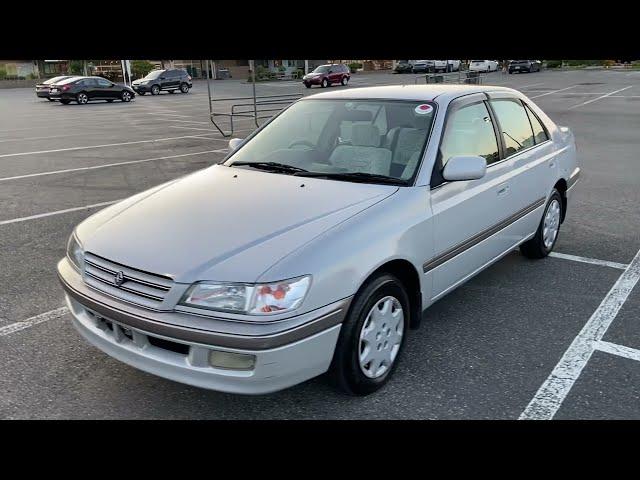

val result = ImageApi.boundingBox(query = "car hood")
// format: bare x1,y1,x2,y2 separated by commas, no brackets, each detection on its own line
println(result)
78,165,398,283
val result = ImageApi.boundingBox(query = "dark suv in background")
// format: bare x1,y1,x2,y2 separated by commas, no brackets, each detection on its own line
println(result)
302,64,350,88
132,68,193,95
508,60,541,73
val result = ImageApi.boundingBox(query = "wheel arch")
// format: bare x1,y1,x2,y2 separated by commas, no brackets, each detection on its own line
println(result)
554,178,568,223
354,259,423,330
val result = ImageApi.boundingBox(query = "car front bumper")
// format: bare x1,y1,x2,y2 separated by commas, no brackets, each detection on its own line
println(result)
303,77,324,85
57,258,350,394
132,84,150,93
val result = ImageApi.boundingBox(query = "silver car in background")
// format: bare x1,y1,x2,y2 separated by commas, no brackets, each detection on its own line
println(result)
58,85,579,395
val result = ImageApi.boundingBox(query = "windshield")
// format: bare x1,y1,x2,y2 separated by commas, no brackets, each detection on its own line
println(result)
144,70,164,79
225,99,436,184
312,66,330,73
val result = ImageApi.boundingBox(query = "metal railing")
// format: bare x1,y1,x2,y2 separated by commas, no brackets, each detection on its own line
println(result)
206,60,303,137
413,70,487,85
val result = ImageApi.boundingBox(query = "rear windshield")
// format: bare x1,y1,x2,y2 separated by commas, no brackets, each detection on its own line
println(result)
58,77,82,85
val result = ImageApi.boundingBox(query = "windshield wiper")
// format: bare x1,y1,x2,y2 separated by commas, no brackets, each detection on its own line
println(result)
230,161,309,174
293,171,408,186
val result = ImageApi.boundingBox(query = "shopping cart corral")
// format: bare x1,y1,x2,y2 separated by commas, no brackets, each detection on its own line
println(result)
206,60,304,137
413,71,486,85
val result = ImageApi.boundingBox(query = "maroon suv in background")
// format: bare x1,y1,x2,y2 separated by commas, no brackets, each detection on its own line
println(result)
302,64,350,88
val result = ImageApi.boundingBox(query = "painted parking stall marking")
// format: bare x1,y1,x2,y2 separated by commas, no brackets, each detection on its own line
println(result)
520,246,640,420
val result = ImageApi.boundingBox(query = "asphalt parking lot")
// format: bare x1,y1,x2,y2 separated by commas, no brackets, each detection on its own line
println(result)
1,68,639,419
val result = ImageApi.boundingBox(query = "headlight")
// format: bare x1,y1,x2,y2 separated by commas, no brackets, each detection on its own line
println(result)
66,232,84,271
180,275,311,316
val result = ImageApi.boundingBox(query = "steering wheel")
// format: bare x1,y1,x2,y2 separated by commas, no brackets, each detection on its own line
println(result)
288,140,315,150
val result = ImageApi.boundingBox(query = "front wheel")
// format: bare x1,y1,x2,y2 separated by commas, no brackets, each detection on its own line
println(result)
121,90,132,102
520,189,563,259
329,273,409,396
150,85,160,95
180,83,190,93
341,76,348,86
76,92,89,105
304,83,312,89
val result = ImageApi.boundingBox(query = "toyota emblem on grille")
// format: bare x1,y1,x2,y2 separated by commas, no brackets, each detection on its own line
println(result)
114,271,125,287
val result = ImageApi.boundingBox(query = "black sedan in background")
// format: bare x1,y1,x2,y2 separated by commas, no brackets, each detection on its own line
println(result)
49,76,135,104
35,75,74,100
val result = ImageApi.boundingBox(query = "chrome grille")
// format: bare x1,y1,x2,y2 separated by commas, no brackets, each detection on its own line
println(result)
83,252,173,309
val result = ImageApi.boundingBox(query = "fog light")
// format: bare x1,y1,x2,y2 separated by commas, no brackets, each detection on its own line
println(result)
209,350,256,370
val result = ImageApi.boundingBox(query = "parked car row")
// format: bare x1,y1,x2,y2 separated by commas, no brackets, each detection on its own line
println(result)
35,68,193,104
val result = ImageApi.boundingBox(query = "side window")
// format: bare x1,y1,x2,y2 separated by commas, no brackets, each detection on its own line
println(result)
489,98,535,156
440,101,500,167
523,103,549,144
97,78,111,87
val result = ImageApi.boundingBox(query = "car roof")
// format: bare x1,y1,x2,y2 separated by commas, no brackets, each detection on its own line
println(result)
303,84,519,103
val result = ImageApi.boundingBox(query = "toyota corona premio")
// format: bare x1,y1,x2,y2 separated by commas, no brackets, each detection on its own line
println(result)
58,84,579,395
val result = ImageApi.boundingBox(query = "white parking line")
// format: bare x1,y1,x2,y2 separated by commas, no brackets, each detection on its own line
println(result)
529,85,578,99
0,307,69,337
152,118,210,125
549,252,628,270
0,149,227,182
567,86,633,110
0,200,121,226
519,246,640,420
0,134,218,158
170,125,218,132
0,307,70,337
595,340,640,363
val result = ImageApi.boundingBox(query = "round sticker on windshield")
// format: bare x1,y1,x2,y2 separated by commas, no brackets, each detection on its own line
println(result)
415,104,433,115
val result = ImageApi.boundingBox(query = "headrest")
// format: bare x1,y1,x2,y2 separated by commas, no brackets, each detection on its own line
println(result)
351,124,381,147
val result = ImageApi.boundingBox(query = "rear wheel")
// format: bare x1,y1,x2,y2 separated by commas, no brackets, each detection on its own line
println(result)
520,189,563,259
107,99,114,103
180,83,190,93
151,84,160,95
76,92,89,105
121,90,132,102
329,273,409,395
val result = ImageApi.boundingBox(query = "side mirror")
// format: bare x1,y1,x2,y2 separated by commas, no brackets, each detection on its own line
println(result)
228,138,244,152
442,155,487,181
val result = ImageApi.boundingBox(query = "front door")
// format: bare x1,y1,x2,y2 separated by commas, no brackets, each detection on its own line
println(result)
428,93,519,300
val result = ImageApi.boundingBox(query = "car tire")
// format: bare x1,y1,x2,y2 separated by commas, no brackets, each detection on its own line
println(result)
329,273,410,396
76,92,89,105
520,189,563,259
180,83,190,93
341,76,348,86
60,99,71,105
151,85,160,95
304,83,312,89
321,78,329,88
138,91,146,96
121,90,132,102
168,90,175,94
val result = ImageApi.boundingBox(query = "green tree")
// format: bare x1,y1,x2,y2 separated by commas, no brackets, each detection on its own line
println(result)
131,60,156,79
69,60,85,75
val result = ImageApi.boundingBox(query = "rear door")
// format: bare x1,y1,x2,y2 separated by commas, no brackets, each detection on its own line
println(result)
486,93,554,236
329,65,341,83
428,93,519,299
83,78,99,99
